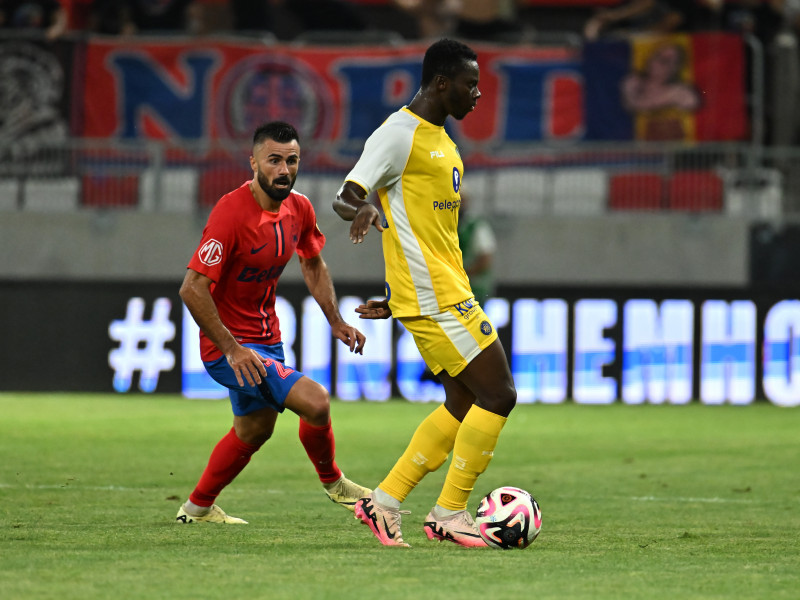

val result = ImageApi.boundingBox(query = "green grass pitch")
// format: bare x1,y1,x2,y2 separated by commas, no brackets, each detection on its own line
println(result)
1,393,798,600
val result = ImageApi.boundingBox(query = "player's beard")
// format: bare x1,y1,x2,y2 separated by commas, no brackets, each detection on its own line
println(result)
257,169,295,202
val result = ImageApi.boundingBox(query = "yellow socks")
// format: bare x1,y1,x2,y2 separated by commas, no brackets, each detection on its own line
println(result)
436,405,507,511
379,404,461,502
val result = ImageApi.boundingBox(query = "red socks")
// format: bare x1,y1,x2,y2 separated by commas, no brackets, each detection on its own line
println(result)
188,428,260,507
298,419,342,484
188,420,341,507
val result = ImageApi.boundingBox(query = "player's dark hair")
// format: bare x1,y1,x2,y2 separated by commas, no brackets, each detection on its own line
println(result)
253,121,299,146
420,39,478,87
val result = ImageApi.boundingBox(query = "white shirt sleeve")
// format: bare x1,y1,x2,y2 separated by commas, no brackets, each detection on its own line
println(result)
345,113,415,194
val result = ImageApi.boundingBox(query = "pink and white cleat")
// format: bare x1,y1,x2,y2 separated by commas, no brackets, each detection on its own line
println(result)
353,492,410,547
423,509,488,548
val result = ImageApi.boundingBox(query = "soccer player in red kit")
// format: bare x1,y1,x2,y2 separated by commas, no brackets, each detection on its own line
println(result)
176,121,370,524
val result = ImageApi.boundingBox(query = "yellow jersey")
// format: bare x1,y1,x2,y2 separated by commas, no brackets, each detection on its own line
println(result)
345,107,472,317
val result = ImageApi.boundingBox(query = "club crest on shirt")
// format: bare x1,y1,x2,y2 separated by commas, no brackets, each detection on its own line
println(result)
452,167,461,192
480,320,493,335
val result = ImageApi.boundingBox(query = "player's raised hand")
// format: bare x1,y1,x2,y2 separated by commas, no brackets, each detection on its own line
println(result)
226,345,268,387
331,321,367,354
350,203,384,244
355,299,392,320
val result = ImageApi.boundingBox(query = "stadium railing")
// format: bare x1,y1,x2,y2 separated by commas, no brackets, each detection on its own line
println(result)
1,138,798,221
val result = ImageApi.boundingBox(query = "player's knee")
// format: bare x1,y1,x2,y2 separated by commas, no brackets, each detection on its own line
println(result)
480,384,516,417
303,383,331,426
235,423,273,447
247,431,272,447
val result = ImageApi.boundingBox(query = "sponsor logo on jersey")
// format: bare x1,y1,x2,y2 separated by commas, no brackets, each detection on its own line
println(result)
237,264,285,282
433,197,461,212
454,298,478,320
430,149,445,158
198,239,223,266
452,167,461,192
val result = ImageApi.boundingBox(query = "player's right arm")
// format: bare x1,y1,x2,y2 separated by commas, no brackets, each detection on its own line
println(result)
179,268,267,387
333,181,384,244
333,114,413,243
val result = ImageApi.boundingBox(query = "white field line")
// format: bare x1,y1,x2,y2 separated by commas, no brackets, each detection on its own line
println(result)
630,495,754,504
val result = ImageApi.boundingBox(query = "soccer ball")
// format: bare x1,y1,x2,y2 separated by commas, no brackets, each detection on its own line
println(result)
475,486,542,549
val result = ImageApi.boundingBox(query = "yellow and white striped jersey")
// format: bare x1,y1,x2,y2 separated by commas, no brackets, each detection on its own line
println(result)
345,107,472,317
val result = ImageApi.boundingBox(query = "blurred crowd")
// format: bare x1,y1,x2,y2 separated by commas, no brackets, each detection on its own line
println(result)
0,0,798,46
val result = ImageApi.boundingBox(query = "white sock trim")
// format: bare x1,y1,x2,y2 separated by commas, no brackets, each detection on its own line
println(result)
374,487,401,509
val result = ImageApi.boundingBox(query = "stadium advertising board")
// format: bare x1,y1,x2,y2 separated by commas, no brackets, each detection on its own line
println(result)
1,282,797,406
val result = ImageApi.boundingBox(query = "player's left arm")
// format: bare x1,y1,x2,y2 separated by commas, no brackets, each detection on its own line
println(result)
299,253,366,354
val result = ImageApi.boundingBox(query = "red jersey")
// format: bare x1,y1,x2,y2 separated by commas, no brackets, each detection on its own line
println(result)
187,181,325,361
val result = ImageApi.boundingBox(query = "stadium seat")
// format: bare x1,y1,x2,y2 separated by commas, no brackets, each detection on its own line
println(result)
23,177,80,211
81,174,140,208
296,174,348,215
0,178,20,210
199,165,252,208
140,167,199,212
460,171,491,215
552,168,608,216
667,170,724,212
722,168,783,219
608,172,664,211
493,167,547,215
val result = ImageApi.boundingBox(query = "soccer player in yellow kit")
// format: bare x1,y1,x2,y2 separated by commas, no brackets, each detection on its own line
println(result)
333,39,517,547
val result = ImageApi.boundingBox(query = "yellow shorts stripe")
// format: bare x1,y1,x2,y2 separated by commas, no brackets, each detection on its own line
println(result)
399,299,498,376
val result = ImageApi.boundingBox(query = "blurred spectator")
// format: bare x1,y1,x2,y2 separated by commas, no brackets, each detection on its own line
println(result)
86,0,194,35
669,0,725,31
455,0,525,42
722,0,784,44
232,0,366,39
231,0,275,33
583,0,684,40
393,0,525,41
392,0,458,38
0,0,68,39
282,0,366,32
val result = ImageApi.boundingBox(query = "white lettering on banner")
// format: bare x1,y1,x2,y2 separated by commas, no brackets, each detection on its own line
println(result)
108,297,175,393
762,300,800,406
171,295,800,406
622,300,694,405
573,299,617,404
301,295,330,391
512,299,568,404
336,296,392,402
701,301,756,405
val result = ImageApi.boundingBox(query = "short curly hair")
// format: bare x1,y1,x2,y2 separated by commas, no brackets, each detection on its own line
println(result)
420,38,478,87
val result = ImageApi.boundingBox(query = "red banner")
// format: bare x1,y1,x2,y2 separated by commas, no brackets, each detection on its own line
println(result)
78,34,748,163
79,38,579,163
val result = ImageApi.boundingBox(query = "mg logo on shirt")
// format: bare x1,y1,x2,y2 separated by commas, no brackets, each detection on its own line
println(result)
452,167,461,192
198,239,223,266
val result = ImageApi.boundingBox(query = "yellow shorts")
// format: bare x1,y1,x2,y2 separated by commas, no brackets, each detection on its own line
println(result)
398,298,498,377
